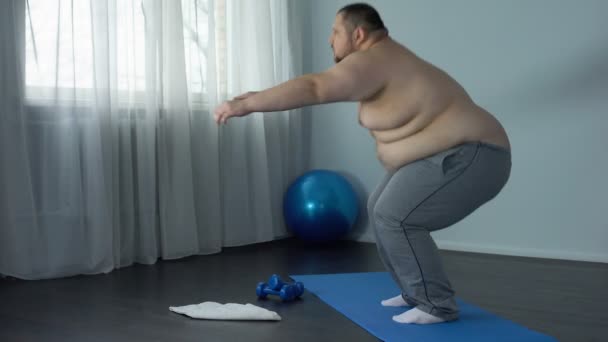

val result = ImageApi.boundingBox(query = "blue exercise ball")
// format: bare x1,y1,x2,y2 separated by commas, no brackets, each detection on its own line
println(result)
283,170,359,242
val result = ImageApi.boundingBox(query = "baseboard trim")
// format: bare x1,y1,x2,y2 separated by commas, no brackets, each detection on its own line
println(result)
435,240,608,264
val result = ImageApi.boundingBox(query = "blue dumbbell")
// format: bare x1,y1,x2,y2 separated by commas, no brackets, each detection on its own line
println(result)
256,282,299,301
267,274,304,297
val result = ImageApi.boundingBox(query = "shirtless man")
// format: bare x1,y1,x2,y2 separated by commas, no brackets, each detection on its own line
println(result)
214,3,511,325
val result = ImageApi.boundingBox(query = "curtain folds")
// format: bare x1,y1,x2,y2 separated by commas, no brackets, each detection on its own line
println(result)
0,0,306,280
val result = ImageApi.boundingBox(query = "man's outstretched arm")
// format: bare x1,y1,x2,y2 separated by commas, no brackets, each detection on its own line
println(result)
214,51,385,124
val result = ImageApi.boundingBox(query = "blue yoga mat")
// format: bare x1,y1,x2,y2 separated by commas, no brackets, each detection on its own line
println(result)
290,272,556,342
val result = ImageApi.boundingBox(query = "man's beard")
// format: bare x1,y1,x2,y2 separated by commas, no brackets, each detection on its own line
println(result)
333,51,347,63
333,45,352,63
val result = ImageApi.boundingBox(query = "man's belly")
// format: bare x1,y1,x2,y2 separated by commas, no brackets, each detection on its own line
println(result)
371,105,510,171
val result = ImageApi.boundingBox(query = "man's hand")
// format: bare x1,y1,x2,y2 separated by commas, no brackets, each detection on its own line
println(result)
213,92,258,125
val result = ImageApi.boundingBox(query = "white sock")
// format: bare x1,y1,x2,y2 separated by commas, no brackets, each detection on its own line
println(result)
392,307,445,324
381,294,411,307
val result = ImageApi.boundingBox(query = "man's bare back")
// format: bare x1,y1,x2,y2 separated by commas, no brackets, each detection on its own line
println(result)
356,37,510,171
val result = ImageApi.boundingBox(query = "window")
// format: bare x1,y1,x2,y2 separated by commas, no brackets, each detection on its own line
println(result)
25,0,210,104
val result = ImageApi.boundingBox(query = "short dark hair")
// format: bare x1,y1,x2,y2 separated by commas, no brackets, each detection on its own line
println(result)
337,3,387,33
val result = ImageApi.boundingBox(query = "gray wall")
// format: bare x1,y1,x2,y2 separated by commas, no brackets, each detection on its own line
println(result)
304,0,608,262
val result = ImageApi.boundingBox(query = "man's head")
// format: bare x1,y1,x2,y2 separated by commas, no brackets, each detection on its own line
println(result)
329,3,388,63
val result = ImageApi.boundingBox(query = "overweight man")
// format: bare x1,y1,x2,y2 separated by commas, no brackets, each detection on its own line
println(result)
214,3,512,325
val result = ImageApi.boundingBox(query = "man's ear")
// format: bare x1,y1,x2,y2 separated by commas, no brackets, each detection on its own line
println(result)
352,27,367,46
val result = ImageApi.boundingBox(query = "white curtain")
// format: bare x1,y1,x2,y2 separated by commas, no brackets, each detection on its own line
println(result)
0,0,307,280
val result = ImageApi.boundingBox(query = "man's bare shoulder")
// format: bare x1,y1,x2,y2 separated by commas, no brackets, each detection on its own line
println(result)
340,48,379,67
356,39,416,70
335,47,398,79
319,47,389,102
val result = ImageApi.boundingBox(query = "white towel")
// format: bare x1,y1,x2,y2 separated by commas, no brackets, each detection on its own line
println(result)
169,302,281,321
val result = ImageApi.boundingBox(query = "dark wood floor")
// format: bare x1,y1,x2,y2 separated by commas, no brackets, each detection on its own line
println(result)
1,239,607,342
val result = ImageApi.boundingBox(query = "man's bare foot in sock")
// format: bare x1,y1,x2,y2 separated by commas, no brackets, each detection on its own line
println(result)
380,294,413,307
392,307,446,324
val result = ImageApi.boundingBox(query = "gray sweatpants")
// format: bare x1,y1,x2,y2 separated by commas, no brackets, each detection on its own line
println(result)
368,141,511,321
